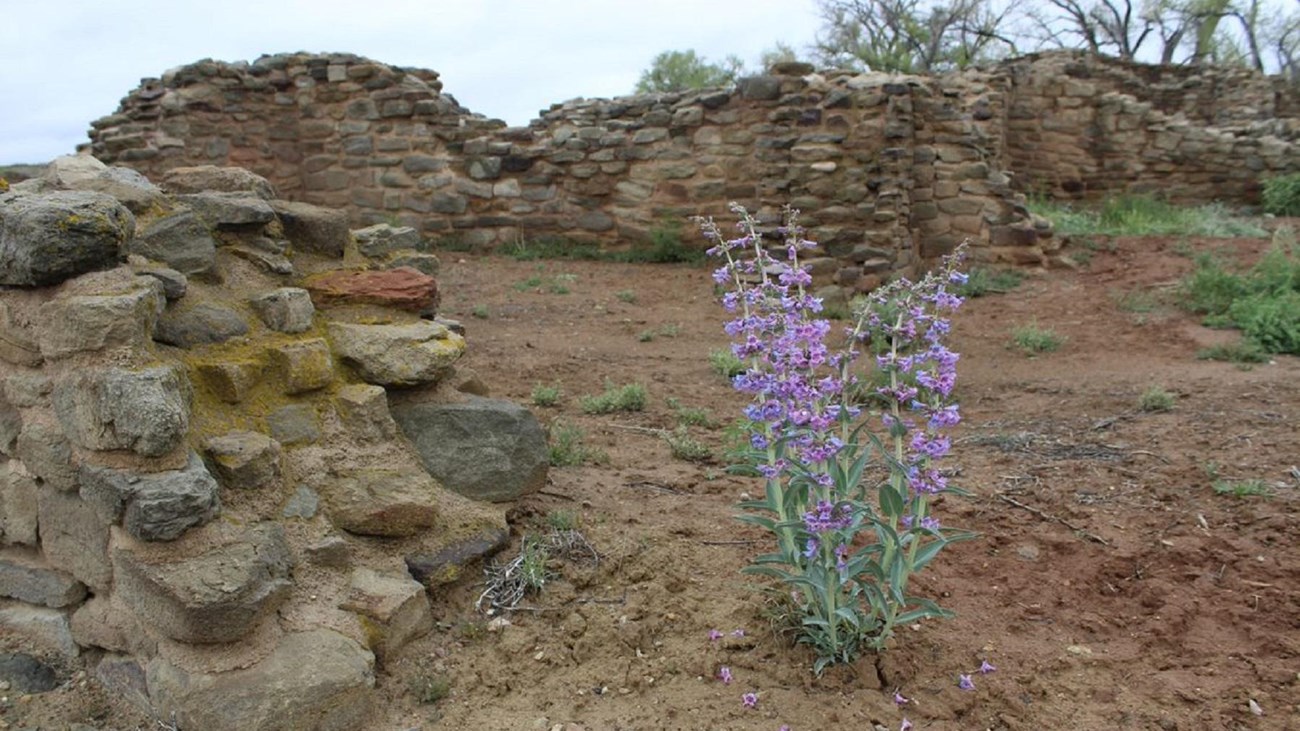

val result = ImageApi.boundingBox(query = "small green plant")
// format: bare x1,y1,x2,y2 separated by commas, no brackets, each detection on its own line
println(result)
408,673,452,704
667,397,714,427
546,509,579,532
470,304,490,319
502,236,604,261
665,426,711,462
709,348,745,379
547,273,577,294
1196,341,1270,364
455,619,488,641
615,289,637,303
1114,288,1162,313
638,323,681,342
1212,478,1271,498
1028,194,1267,238
1262,173,1300,216
1138,385,1175,412
513,274,544,291
1181,234,1300,355
548,421,607,466
637,329,656,342
531,383,563,407
1068,249,1094,267
626,219,703,263
519,537,550,591
579,382,647,414
958,267,1025,297
1011,322,1064,355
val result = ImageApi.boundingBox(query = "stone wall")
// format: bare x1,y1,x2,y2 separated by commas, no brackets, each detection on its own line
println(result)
85,51,1299,283
0,157,547,729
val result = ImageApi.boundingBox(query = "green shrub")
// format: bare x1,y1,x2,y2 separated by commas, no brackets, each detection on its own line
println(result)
1262,173,1300,216
665,427,711,462
958,267,1025,297
615,290,637,303
1212,478,1271,498
709,349,745,379
1181,235,1300,354
1196,341,1270,364
1011,322,1064,355
531,383,562,407
548,422,607,466
667,397,715,427
408,673,452,704
579,382,647,414
1138,386,1175,412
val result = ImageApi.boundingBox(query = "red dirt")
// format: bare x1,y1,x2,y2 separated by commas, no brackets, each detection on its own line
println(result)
7,231,1298,731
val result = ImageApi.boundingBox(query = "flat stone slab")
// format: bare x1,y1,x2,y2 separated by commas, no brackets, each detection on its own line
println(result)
79,452,219,542
327,320,464,387
306,267,439,313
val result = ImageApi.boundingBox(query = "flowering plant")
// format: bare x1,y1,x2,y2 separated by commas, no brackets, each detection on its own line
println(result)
702,204,972,673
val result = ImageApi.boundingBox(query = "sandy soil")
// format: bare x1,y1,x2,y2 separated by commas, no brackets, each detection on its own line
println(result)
6,230,1298,731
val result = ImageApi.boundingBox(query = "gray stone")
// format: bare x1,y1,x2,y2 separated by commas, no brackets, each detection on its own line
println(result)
250,287,315,333
36,488,112,591
384,251,440,276
315,468,439,537
0,190,133,286
272,200,351,258
38,277,164,359
327,320,465,387
739,76,782,101
44,156,166,214
267,404,320,446
0,549,87,607
204,431,282,490
0,652,60,693
41,154,109,188
339,568,432,665
146,629,374,731
55,365,190,457
129,208,218,275
79,452,219,542
352,223,421,258
160,166,277,199
136,265,189,300
468,156,501,180
282,485,319,519
334,384,397,442
113,524,292,644
576,210,614,232
306,535,350,567
0,301,42,367
174,192,276,227
0,604,77,658
2,371,52,408
96,654,151,710
0,460,39,545
154,303,249,347
71,595,148,655
391,397,548,502
15,419,77,492
405,526,509,587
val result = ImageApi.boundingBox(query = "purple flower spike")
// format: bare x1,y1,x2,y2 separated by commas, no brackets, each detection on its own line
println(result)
731,629,746,638
742,692,758,708
958,674,975,691
893,689,909,705
708,629,723,641
979,659,997,674
718,666,733,684
900,719,913,731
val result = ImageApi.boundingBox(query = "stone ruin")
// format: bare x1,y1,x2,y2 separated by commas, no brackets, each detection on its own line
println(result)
83,50,1299,294
0,156,551,728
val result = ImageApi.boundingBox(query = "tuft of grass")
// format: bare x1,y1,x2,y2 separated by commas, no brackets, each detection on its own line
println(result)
624,220,704,264
615,289,637,304
1262,173,1300,216
1011,322,1064,355
1137,385,1175,412
519,536,550,591
408,673,452,704
1181,233,1300,355
579,382,647,414
667,397,715,428
1029,195,1267,238
547,273,577,294
958,267,1025,297
548,421,607,466
502,236,604,261
470,304,490,319
531,383,563,407
709,348,745,379
638,323,681,342
1114,288,1162,313
665,426,712,462
546,510,579,532
1196,341,1270,364
513,274,544,291
1212,478,1271,499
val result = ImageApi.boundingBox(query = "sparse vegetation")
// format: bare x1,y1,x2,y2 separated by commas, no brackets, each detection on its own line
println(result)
639,323,681,341
408,673,452,704
1029,195,1268,238
958,267,1025,297
1138,385,1175,412
470,304,490,319
1181,231,1300,355
1114,288,1162,313
615,289,637,303
1196,341,1271,364
709,348,745,379
1212,478,1272,498
667,397,715,427
665,426,712,462
531,383,562,407
1011,322,1065,355
548,421,607,466
579,382,647,414
1262,173,1300,217
546,510,579,532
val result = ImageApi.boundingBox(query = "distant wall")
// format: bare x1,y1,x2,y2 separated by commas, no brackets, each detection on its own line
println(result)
86,51,1300,283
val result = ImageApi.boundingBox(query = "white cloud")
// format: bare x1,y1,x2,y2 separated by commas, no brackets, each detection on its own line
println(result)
0,0,822,163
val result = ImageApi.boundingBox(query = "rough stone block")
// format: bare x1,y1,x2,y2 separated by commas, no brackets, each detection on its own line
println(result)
250,287,315,333
334,384,397,442
0,461,38,546
0,191,133,287
0,603,77,658
271,200,351,258
328,320,464,387
154,303,249,348
79,452,219,542
315,468,438,537
196,360,262,404
267,404,320,446
128,208,217,276
203,431,282,490
38,279,164,359
339,568,432,665
55,365,190,457
0,549,87,608
272,339,334,395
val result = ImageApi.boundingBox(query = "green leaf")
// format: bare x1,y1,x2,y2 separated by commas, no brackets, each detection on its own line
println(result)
878,480,905,518
736,514,777,531
910,538,946,572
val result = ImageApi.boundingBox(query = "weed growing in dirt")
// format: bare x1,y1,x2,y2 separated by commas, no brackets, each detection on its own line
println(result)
709,348,745,379
1262,172,1300,216
1114,288,1162,313
470,304,490,319
531,383,562,407
546,510,579,532
958,267,1024,297
1182,229,1300,354
1196,341,1270,364
1138,386,1175,412
1029,195,1267,238
513,274,544,291
1011,322,1064,355
579,382,647,414
667,397,715,427
638,323,681,342
702,205,972,673
408,673,452,704
1212,478,1271,498
548,421,607,466
547,273,577,294
615,289,637,303
665,426,712,462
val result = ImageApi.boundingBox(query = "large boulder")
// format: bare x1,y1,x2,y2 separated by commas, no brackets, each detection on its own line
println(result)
306,267,439,314
146,629,374,731
0,190,133,286
159,166,277,200
327,320,463,387
314,468,438,537
128,208,218,276
79,452,219,542
390,396,548,502
54,365,190,457
112,524,292,644
271,200,350,258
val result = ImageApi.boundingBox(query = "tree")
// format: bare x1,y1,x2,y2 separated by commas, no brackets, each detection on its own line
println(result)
811,0,1018,73
634,50,743,93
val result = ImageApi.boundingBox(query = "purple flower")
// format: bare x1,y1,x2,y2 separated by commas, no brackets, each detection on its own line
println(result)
900,720,913,731
958,674,975,691
731,629,746,638
742,692,758,708
707,629,723,641
979,659,997,674
718,666,733,684
779,726,792,731
893,689,909,705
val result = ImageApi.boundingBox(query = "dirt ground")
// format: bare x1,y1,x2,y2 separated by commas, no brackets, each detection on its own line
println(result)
7,230,1299,730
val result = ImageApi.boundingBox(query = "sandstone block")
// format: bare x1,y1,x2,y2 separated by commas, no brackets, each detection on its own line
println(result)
405,526,509,587
204,431,282,490
55,365,190,457
0,191,133,287
128,208,217,275
0,549,87,608
328,320,464,387
36,488,112,591
316,468,439,537
37,278,164,359
154,303,249,347
174,192,276,227
0,603,77,658
196,359,262,403
339,568,432,664
272,200,350,257
352,223,421,258
160,166,277,199
272,338,334,394
0,301,41,367
0,461,38,545
79,452,219,542
306,267,439,314
334,384,397,442
267,404,320,445
250,287,315,333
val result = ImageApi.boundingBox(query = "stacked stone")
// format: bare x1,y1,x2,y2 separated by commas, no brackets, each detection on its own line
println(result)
0,157,546,730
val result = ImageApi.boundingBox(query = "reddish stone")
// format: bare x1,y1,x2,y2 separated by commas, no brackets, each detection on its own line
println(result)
305,267,439,313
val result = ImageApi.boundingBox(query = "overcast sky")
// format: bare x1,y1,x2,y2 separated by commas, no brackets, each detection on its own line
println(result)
0,0,823,164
